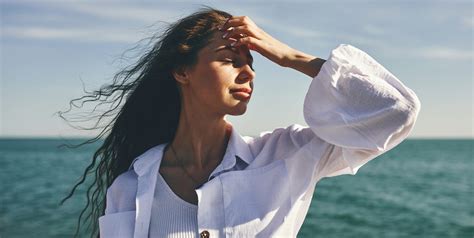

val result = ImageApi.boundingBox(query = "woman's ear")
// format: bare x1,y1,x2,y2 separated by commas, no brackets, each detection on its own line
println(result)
172,66,190,85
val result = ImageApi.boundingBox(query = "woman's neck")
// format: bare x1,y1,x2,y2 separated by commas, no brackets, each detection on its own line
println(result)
171,103,232,170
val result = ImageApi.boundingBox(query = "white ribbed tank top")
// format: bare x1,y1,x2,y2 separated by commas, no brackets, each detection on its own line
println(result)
149,173,199,238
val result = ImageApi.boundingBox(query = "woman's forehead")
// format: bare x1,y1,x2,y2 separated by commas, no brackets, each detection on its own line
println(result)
195,37,252,67
206,32,252,56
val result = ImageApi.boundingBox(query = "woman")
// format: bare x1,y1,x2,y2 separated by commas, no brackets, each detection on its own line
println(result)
62,8,420,238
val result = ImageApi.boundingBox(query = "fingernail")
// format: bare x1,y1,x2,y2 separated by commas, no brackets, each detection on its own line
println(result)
222,32,229,38
219,18,230,31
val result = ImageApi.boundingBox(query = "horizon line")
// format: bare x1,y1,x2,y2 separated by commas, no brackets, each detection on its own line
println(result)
0,136,472,140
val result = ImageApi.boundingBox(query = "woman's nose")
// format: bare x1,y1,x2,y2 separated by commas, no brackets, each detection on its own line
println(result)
238,64,255,82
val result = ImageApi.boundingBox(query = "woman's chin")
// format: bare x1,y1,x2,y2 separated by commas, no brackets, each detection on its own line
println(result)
227,103,248,116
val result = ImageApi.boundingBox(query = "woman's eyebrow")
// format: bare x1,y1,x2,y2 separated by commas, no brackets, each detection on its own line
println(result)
214,45,238,53
215,45,253,65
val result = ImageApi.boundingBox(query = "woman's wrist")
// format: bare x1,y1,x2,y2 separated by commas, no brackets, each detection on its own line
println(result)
283,49,326,78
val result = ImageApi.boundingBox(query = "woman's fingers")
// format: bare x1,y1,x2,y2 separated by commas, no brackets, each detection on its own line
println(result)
219,16,255,32
231,36,256,47
222,26,259,40
219,16,297,67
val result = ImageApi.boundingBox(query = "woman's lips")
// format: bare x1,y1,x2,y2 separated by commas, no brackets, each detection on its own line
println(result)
232,91,251,100
230,88,252,100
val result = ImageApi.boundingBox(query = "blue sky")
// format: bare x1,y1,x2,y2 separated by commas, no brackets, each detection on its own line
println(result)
1,1,472,138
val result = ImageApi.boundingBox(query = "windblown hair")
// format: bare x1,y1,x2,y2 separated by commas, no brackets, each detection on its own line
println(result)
59,7,232,237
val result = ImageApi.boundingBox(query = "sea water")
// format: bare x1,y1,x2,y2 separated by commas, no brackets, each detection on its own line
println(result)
0,139,472,237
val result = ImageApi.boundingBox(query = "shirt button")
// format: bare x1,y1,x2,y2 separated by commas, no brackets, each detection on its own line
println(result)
200,230,210,238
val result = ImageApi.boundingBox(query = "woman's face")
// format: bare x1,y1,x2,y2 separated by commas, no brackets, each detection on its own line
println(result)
179,32,255,116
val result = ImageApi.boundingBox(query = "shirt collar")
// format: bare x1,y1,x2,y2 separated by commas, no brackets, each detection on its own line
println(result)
129,125,254,177
129,143,166,176
215,124,253,172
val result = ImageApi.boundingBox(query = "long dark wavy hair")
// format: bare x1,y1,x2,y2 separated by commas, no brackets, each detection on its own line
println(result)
59,7,232,237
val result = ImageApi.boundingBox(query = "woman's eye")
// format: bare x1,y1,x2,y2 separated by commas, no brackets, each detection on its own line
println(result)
222,58,254,72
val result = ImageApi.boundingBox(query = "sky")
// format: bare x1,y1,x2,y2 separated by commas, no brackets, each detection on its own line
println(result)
0,0,472,138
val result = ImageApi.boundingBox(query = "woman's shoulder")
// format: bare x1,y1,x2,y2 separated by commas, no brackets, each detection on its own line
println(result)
105,170,138,213
108,169,137,196
106,144,167,205
247,124,317,147
108,170,138,195
244,124,323,160
112,170,138,187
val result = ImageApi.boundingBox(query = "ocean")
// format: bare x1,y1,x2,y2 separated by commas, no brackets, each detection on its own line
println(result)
0,139,472,237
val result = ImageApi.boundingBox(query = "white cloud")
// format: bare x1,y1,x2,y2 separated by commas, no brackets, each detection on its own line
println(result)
251,16,326,41
462,16,474,28
2,26,142,43
282,27,324,39
2,2,189,27
414,47,473,60
0,2,231,44
363,24,386,36
56,2,184,24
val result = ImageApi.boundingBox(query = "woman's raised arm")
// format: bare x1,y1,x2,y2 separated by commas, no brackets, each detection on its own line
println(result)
221,15,420,178
219,15,326,77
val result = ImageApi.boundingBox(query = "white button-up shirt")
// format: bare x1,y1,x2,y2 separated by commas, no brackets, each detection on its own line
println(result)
99,44,421,238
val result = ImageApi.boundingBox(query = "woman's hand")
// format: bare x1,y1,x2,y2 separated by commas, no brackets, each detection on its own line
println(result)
219,16,293,67
219,16,325,77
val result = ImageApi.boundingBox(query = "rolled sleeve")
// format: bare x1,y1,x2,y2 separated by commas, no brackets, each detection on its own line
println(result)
304,44,421,177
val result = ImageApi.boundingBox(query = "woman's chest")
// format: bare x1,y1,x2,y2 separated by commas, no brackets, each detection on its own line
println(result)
102,158,303,238
159,168,200,205
154,159,295,237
